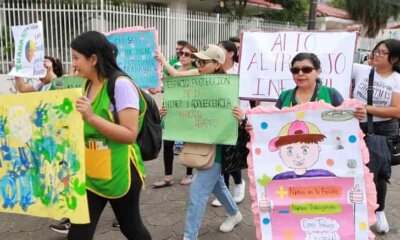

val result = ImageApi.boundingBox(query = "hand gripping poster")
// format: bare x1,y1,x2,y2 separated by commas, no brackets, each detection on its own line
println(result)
0,89,89,223
246,100,377,240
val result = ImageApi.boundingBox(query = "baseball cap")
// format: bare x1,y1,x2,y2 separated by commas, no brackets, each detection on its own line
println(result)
268,120,325,152
192,44,225,64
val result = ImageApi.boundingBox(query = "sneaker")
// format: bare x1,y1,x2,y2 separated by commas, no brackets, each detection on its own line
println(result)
219,211,242,233
49,218,71,234
112,219,120,228
375,211,389,234
211,198,222,207
233,180,246,203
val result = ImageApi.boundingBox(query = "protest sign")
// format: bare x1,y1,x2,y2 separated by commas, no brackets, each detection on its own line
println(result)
107,27,160,89
239,31,357,100
246,100,376,240
51,76,87,90
163,74,239,145
9,21,46,78
0,89,89,223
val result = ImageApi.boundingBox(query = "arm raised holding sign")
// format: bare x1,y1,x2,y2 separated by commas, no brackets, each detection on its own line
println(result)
154,45,199,77
11,56,63,93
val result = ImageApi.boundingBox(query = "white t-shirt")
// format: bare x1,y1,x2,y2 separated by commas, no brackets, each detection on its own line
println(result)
352,63,400,122
226,62,239,74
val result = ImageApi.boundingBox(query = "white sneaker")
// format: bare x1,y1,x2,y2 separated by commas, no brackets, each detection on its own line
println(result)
375,211,389,234
212,198,222,207
233,180,246,203
219,211,242,232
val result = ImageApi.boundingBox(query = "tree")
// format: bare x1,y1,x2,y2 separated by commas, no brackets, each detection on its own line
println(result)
218,0,248,18
330,0,346,9
263,0,309,26
345,0,400,37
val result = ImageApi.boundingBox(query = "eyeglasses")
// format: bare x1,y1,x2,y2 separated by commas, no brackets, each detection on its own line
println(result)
373,50,389,57
178,51,191,58
195,59,213,67
290,66,315,74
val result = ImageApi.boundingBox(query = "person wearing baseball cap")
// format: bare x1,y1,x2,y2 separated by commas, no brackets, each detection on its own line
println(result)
157,43,243,239
191,44,226,74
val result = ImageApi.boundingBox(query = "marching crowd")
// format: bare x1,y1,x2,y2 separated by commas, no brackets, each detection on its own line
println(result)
10,26,400,240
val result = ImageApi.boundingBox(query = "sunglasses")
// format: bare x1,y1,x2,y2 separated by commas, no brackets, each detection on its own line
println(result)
195,59,213,67
290,66,315,74
178,51,191,57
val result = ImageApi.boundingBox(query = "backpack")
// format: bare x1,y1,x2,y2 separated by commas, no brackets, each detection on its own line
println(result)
107,71,162,161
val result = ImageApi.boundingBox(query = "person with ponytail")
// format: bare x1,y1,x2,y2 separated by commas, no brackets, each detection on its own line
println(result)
352,39,400,234
65,31,151,240
13,56,63,92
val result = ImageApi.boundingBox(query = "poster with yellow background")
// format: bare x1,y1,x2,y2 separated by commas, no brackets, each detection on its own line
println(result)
0,89,89,223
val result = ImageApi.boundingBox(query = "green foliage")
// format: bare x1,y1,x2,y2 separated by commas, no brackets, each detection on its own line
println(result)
330,0,346,9
345,0,400,37
262,0,309,26
218,0,249,18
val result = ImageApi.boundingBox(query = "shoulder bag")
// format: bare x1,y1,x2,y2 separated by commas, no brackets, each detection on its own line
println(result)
179,143,216,169
364,68,392,179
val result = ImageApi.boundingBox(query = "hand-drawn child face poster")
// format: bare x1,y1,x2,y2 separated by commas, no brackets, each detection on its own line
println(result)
9,21,46,78
107,27,160,89
0,89,89,223
246,100,376,240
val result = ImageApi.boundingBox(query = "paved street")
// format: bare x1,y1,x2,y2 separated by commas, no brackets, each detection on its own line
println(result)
1,96,400,240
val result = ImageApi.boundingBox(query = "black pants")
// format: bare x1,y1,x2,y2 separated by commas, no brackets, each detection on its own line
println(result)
223,170,242,189
68,164,151,240
164,140,193,176
360,119,398,212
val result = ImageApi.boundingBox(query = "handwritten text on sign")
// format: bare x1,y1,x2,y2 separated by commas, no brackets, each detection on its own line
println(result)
9,21,46,78
163,74,239,145
107,29,159,89
239,31,356,100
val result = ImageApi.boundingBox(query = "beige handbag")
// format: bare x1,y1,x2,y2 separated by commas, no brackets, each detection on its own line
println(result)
179,143,216,169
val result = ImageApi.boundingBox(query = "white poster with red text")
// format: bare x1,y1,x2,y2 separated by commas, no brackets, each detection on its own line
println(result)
239,31,357,101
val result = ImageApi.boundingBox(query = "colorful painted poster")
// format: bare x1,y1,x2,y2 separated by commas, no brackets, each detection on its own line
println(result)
239,31,356,100
9,21,46,78
0,89,89,223
107,27,160,89
163,74,239,145
246,100,377,240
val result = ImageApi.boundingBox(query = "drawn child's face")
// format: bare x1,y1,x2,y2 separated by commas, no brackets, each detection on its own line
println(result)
279,142,321,171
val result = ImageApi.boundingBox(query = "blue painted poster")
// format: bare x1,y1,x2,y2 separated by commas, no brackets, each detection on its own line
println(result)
107,27,160,89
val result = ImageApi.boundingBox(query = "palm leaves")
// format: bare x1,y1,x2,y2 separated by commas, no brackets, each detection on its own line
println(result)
345,0,400,37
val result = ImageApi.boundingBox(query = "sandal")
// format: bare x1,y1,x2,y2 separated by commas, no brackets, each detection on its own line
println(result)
153,179,174,188
180,175,193,185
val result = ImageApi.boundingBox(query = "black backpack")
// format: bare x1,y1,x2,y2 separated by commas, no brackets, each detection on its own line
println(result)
107,71,162,161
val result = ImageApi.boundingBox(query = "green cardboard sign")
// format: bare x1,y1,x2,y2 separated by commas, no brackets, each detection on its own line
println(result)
50,76,87,90
163,74,239,145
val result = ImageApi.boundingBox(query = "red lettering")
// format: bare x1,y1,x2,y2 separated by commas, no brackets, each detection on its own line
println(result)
268,79,283,97
252,78,265,96
271,34,284,52
304,34,316,51
260,52,268,71
247,53,258,71
334,53,346,74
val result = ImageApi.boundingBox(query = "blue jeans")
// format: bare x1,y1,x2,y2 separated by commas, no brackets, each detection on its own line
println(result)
183,162,239,239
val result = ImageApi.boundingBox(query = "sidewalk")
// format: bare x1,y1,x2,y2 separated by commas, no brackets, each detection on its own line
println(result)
0,156,400,240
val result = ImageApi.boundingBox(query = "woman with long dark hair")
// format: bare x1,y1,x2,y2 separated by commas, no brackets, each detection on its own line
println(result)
352,39,400,234
67,31,151,240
